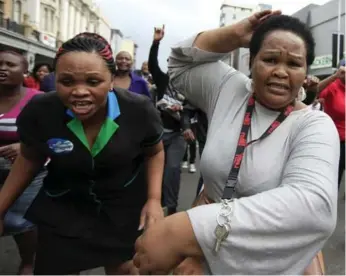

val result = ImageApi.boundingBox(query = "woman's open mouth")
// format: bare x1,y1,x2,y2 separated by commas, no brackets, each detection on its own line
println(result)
70,101,94,116
0,72,8,82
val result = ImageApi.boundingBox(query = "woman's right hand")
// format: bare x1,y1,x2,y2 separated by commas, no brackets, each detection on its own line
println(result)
237,10,281,47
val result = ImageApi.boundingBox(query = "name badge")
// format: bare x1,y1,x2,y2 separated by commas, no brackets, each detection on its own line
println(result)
47,138,74,154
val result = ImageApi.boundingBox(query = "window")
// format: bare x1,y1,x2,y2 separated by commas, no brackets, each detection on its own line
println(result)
232,14,236,20
50,10,54,32
44,8,48,31
14,0,22,23
0,1,4,21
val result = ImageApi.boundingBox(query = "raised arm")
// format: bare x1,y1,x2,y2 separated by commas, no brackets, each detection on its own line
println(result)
148,25,169,101
318,66,345,97
168,10,280,117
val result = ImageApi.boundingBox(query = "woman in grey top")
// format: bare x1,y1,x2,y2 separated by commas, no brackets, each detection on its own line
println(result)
133,11,339,275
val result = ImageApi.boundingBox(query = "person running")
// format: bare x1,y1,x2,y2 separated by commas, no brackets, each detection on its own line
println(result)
0,50,46,275
23,63,52,90
148,25,186,216
0,33,164,274
113,51,151,98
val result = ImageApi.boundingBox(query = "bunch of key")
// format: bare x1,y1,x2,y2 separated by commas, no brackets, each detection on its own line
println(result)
213,223,230,254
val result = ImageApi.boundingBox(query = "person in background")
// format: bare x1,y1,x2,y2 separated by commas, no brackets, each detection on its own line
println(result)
0,50,46,275
181,104,208,196
134,61,153,85
317,62,345,188
40,71,56,93
23,63,52,90
181,118,197,173
113,51,151,98
0,33,164,274
148,25,186,216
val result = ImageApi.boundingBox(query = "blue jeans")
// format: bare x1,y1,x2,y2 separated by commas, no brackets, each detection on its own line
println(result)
2,172,45,236
162,132,186,209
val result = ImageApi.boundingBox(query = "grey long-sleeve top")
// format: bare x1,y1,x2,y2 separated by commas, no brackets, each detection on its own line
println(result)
168,35,339,274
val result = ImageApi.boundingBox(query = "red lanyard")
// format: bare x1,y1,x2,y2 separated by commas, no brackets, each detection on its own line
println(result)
222,95,294,200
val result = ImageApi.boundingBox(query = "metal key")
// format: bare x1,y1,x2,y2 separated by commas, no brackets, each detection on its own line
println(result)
213,224,230,254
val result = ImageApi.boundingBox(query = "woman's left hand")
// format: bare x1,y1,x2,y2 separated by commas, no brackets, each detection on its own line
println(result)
138,198,164,230
0,143,20,162
134,212,202,275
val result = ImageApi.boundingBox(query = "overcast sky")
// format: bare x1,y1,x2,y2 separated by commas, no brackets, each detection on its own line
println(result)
96,0,330,70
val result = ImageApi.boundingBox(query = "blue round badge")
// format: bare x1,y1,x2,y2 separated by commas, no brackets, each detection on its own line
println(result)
47,138,74,154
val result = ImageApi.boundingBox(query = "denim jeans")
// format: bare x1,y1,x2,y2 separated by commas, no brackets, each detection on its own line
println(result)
162,132,186,209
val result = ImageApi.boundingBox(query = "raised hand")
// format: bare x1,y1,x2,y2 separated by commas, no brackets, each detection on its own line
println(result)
154,25,165,42
238,10,281,47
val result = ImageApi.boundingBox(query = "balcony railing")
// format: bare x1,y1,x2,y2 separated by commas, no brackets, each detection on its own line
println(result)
0,16,25,36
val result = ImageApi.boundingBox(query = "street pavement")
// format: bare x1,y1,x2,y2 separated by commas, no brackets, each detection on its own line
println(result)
0,167,345,274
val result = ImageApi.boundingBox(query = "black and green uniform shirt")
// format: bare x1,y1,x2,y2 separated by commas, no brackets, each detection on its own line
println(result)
16,88,163,237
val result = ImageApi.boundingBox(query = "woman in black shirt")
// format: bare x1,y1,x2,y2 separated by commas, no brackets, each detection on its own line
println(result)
0,33,164,274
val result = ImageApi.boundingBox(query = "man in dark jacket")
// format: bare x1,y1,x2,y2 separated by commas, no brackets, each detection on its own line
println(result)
181,104,208,197
148,25,186,215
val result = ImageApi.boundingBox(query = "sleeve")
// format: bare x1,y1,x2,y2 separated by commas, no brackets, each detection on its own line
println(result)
168,34,242,117
148,42,166,85
148,42,170,101
319,82,335,99
142,98,164,147
181,108,192,131
16,95,46,156
186,113,339,274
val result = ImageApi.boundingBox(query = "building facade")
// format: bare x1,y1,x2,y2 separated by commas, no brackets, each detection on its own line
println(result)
219,0,272,75
110,28,123,56
292,0,345,77
119,38,138,68
0,0,112,71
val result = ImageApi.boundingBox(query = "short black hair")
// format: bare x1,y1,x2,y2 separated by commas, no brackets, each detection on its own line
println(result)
0,50,28,72
249,15,315,68
54,33,115,75
32,63,53,80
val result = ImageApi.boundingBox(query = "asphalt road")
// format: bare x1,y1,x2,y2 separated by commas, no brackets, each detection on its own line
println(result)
0,168,344,274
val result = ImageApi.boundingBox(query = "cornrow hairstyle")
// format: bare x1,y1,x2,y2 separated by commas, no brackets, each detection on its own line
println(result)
54,33,115,75
0,50,29,72
249,15,315,68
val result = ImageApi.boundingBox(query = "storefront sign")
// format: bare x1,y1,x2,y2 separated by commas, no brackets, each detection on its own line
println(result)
310,55,332,70
40,33,56,49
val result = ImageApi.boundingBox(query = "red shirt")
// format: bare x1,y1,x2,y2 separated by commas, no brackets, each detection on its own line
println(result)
320,78,345,141
23,76,40,90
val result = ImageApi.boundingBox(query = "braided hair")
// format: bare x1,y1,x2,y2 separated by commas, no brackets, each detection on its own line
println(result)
54,33,115,75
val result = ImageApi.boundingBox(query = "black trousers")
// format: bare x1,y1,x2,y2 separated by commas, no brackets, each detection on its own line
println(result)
183,141,196,163
339,141,345,189
162,132,186,210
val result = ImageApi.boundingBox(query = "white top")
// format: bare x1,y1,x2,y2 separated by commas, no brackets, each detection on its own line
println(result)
168,35,339,274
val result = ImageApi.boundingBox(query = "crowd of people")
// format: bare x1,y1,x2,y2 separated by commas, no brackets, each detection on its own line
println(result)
0,8,344,275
